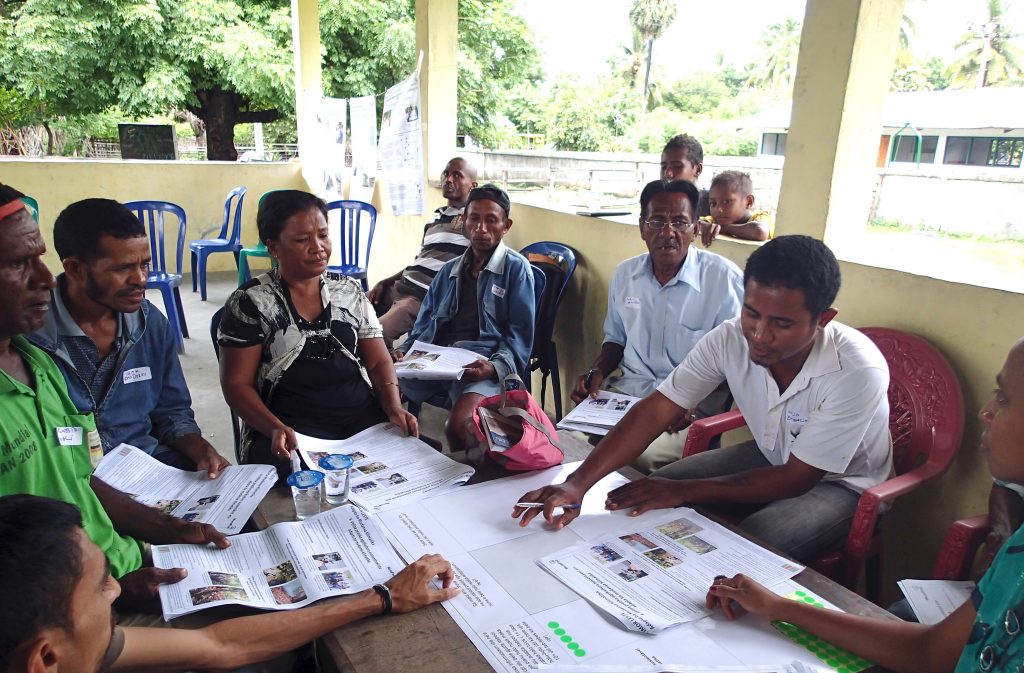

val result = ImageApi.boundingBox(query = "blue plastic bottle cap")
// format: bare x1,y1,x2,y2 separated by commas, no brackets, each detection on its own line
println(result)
287,470,325,489
319,454,354,471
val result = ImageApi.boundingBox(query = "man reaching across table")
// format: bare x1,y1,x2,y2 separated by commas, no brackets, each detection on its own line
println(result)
514,236,893,562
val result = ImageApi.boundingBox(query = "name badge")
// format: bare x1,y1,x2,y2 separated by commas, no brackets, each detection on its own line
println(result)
786,410,809,441
491,284,506,298
123,366,152,384
56,426,83,446
624,296,641,308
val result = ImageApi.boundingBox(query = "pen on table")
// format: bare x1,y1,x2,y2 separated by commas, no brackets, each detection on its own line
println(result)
290,449,301,474
515,502,582,509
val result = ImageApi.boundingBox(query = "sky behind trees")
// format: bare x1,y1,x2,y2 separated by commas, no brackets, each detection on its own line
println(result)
516,0,1024,84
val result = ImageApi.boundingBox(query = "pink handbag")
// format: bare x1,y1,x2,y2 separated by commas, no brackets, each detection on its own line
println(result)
471,375,564,471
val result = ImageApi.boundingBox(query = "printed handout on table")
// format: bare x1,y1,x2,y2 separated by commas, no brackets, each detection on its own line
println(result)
557,391,642,436
537,662,831,673
93,444,276,534
537,509,804,633
295,423,474,513
898,578,975,625
394,340,483,380
152,505,401,620
374,463,824,673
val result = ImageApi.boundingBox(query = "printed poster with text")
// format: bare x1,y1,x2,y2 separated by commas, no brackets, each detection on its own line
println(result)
379,69,425,216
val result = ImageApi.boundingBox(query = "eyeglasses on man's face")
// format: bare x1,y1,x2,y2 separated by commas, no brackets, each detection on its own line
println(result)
643,218,694,231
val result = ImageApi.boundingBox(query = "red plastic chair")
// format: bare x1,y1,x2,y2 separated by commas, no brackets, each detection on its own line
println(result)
681,327,965,599
932,514,989,580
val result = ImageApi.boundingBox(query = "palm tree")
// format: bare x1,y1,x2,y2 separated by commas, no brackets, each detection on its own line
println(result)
609,27,646,89
629,0,677,110
745,18,803,93
948,0,1023,88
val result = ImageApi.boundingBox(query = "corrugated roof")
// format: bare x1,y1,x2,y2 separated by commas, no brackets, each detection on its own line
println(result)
736,87,1024,131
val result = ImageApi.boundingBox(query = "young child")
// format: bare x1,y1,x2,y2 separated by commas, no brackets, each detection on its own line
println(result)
660,134,710,217
699,170,773,244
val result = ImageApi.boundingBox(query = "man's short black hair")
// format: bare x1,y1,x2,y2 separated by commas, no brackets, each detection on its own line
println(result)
639,179,699,219
662,134,704,166
54,199,147,262
710,170,753,197
257,190,329,245
0,183,27,223
743,235,841,316
0,495,84,670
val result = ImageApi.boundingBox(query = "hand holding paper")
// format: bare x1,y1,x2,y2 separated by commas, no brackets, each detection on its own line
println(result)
513,481,586,528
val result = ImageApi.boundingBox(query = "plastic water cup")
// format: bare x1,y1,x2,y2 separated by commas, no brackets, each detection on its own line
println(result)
319,454,354,506
287,470,324,520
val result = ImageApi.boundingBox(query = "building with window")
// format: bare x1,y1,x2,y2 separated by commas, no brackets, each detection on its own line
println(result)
750,87,1024,169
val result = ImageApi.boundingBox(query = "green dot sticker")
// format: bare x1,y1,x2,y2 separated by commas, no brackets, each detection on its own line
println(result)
554,628,565,636
547,621,559,628
574,650,586,657
560,635,572,642
568,643,579,651
772,593,874,673
546,620,587,656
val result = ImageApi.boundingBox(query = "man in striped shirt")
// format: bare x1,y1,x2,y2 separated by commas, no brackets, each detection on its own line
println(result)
369,157,478,349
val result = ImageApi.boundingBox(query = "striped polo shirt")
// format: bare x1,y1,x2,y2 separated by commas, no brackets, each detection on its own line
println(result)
395,205,470,300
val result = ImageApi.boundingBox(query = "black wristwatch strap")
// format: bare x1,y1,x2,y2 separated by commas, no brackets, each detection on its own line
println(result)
372,583,393,614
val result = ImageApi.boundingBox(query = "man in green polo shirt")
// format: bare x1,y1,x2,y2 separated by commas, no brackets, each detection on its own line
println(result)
0,184,227,610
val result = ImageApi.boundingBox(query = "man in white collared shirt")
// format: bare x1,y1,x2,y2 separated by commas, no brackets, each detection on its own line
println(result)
571,179,743,471
516,236,893,562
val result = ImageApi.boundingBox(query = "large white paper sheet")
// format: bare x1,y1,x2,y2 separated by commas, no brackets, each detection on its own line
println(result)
374,463,826,673
379,68,424,216
898,579,975,624
93,444,275,534
557,391,642,436
294,423,474,513
537,509,804,633
152,505,401,620
394,340,483,380
538,663,830,673
348,94,378,203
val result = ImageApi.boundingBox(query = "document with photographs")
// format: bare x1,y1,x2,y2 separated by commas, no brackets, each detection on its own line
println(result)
556,391,642,436
375,463,826,673
294,423,475,513
92,444,276,534
151,504,402,620
394,340,483,380
536,509,804,633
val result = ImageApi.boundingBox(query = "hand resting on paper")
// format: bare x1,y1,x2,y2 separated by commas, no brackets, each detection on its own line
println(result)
605,477,686,516
461,359,496,382
116,566,189,612
385,553,460,612
706,573,783,621
512,482,586,529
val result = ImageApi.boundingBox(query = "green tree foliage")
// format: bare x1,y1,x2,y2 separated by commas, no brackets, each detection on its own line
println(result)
745,17,802,94
663,73,732,117
546,78,639,152
948,0,1023,87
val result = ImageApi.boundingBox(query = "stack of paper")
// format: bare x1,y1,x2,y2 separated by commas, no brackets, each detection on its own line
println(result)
897,579,975,624
294,423,475,513
557,391,642,436
394,340,483,380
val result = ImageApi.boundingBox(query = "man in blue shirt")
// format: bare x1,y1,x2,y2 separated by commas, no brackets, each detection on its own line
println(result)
571,180,743,471
397,185,534,452
29,199,229,475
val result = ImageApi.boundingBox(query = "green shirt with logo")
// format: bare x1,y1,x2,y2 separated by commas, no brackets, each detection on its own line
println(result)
0,335,143,577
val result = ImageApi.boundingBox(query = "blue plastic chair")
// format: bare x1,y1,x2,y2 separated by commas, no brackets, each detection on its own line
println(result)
325,200,376,291
124,200,189,354
521,242,578,421
20,196,39,221
190,186,246,301
407,265,546,418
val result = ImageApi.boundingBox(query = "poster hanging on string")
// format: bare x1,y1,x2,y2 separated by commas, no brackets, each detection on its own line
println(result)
348,94,379,204
378,68,425,216
316,97,348,199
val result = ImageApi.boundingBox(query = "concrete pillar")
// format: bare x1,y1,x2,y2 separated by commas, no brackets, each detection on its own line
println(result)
416,0,459,183
775,0,905,247
291,0,323,173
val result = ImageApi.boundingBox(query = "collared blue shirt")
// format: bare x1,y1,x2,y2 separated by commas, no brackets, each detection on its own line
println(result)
399,241,535,382
603,247,743,397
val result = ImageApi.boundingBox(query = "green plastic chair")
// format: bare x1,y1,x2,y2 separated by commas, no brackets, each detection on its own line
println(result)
20,196,39,221
237,190,281,286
